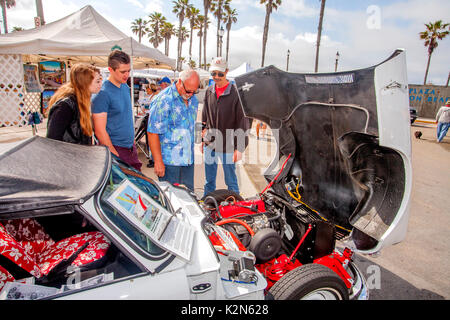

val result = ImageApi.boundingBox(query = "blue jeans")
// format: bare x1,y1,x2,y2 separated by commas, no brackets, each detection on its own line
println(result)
203,147,239,197
159,164,194,191
437,122,450,142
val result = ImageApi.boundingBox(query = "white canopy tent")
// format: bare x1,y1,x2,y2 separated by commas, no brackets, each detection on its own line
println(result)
0,5,175,70
0,5,175,126
227,62,254,79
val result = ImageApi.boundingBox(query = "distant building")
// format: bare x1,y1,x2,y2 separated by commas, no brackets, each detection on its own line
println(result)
409,84,450,118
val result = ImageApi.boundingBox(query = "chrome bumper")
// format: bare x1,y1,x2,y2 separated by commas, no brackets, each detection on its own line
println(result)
348,262,369,300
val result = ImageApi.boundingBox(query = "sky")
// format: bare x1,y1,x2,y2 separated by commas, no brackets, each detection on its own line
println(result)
3,0,450,85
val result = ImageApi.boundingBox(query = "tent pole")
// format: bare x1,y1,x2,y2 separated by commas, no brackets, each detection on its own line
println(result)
130,55,135,119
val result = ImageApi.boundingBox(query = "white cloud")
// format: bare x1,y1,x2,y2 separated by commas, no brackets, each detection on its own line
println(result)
279,0,317,18
126,0,144,9
232,0,262,11
144,0,164,14
295,32,316,44
382,0,450,24
4,0,82,30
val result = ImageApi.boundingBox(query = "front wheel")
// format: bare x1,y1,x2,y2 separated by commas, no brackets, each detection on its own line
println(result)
268,264,349,300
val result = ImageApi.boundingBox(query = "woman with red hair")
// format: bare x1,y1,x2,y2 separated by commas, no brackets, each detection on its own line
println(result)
46,63,102,145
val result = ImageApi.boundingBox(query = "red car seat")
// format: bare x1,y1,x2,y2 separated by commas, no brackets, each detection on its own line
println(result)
0,219,111,288
2,218,51,242
0,265,15,291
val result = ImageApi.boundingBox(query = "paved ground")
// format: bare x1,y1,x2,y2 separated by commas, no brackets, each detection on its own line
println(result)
1,118,448,300
359,120,450,300
241,120,450,300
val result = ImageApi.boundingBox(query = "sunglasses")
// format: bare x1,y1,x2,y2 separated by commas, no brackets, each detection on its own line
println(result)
182,81,199,95
211,71,225,77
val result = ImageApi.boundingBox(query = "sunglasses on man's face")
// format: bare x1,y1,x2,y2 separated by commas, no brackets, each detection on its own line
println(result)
182,81,199,95
211,71,225,77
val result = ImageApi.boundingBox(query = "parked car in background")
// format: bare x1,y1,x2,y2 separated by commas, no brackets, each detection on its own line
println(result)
410,106,418,124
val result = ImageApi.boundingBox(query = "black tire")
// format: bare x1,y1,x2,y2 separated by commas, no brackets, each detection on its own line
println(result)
268,264,349,300
201,189,244,204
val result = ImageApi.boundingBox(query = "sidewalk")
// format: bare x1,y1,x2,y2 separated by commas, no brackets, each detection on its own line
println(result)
0,121,47,143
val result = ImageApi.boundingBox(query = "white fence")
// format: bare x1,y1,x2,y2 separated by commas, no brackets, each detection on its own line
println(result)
0,54,41,127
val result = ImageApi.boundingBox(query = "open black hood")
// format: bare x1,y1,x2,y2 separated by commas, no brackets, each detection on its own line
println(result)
235,50,412,253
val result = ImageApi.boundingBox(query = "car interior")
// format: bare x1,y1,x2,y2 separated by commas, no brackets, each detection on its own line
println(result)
0,211,142,299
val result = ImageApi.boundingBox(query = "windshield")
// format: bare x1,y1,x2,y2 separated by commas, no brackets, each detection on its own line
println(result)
99,158,168,257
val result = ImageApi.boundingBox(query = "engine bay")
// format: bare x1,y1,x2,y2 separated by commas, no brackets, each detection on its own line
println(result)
199,187,357,292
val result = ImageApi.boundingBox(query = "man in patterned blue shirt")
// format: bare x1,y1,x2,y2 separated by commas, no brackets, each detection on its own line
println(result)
147,69,200,191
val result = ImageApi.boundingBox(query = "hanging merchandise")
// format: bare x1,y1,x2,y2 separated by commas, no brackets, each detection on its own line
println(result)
38,61,66,89
41,89,55,115
27,111,42,125
23,64,43,93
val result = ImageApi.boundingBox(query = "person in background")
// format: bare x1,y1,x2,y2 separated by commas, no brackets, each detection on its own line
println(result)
147,69,200,191
46,63,102,145
92,50,142,171
201,57,250,197
158,76,171,90
256,121,267,140
436,101,450,143
149,83,161,100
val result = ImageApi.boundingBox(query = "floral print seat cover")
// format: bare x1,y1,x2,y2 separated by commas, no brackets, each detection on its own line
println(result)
0,218,111,291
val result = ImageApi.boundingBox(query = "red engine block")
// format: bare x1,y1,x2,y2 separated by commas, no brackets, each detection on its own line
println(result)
218,199,266,219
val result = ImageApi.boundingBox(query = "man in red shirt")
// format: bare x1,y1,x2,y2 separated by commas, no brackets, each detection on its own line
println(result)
201,57,250,197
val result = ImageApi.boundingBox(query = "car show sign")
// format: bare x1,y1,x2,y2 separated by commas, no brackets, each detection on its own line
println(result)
106,179,195,262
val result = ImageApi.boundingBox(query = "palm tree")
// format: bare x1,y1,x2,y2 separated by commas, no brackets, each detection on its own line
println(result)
161,22,176,57
196,15,205,68
260,0,282,68
131,18,147,43
179,56,186,69
11,26,23,32
419,20,449,85
203,0,212,69
186,6,200,62
173,0,191,71
223,7,237,62
211,0,230,56
178,26,190,46
147,29,165,49
176,26,189,69
147,12,167,49
188,59,196,68
314,0,326,73
0,0,16,34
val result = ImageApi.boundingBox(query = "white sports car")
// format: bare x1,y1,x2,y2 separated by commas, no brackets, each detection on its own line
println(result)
0,50,411,301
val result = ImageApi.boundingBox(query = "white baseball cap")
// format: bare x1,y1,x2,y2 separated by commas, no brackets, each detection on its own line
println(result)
209,57,228,73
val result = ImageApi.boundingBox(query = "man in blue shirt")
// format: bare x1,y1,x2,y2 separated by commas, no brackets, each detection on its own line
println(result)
92,50,142,171
147,69,200,191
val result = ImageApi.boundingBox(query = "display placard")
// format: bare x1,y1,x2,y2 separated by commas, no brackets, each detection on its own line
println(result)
106,179,195,262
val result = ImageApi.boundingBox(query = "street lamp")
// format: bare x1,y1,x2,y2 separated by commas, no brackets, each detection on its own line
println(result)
286,49,290,71
335,51,340,72
218,27,225,57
